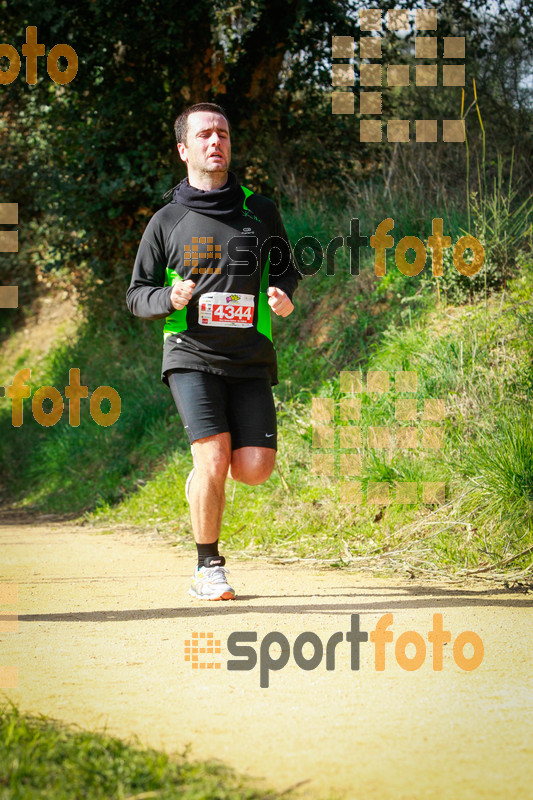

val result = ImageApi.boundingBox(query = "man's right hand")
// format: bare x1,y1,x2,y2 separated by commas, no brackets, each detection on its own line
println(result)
170,279,195,311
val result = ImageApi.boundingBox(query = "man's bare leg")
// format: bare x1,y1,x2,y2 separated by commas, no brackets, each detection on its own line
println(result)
189,432,231,544
190,438,277,542
188,438,277,600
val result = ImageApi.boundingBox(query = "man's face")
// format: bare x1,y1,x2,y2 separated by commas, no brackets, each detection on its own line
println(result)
177,111,231,175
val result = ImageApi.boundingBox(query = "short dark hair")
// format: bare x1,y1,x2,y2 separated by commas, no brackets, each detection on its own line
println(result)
174,103,231,145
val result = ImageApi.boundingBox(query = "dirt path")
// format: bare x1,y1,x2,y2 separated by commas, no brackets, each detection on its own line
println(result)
1,520,532,799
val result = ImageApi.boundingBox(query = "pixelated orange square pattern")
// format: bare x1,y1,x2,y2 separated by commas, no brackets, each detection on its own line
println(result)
332,8,464,143
184,237,222,275
184,632,222,670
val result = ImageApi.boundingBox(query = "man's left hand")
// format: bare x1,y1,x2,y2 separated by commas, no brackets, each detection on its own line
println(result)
267,286,294,317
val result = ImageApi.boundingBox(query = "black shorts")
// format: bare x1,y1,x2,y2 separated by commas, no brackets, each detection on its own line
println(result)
167,369,277,450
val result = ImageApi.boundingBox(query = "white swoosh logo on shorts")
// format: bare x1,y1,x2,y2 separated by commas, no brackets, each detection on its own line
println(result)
265,433,275,437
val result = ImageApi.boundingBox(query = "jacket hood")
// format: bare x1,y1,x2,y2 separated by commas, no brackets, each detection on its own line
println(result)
169,171,245,220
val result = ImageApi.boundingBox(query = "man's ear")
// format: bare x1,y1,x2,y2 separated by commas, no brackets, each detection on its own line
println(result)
177,143,187,163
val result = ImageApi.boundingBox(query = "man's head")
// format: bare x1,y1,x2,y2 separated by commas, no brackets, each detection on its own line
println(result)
174,103,231,186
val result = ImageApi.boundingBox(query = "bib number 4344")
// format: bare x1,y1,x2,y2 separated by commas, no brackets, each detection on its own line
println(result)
198,292,255,328
212,303,253,323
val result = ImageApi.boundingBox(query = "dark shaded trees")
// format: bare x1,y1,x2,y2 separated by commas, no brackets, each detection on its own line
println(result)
0,0,531,312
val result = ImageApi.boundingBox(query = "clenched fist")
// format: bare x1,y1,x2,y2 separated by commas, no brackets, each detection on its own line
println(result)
170,279,195,311
267,286,294,317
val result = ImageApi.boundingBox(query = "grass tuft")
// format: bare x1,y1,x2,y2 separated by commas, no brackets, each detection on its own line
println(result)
461,408,533,539
0,701,288,800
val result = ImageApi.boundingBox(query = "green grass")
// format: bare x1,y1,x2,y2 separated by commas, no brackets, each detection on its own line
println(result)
0,197,532,578
0,315,187,513
0,702,287,800
461,407,533,539
88,257,533,576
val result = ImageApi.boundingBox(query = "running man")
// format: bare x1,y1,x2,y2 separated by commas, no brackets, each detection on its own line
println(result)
127,102,301,600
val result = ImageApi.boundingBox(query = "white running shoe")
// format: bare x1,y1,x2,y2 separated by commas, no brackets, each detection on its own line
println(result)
188,556,235,601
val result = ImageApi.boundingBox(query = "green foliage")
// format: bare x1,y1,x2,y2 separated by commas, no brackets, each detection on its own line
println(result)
437,154,533,304
461,408,533,538
1,190,531,577
90,252,531,575
0,702,284,800
1,0,532,323
0,316,187,512
470,158,533,288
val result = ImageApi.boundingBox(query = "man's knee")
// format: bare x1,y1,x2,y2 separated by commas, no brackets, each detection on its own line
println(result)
230,448,276,485
193,434,231,481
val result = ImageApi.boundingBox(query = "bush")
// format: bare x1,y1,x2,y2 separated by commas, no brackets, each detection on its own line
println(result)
462,408,533,539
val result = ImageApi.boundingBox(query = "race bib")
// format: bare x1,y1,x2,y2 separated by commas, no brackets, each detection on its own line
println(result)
198,292,255,328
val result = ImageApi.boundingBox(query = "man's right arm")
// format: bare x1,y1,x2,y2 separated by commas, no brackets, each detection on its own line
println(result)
126,219,174,320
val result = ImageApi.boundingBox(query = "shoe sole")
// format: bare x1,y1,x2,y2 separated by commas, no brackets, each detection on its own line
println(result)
188,587,235,601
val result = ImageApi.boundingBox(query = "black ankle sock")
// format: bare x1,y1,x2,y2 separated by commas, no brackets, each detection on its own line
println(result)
196,540,220,569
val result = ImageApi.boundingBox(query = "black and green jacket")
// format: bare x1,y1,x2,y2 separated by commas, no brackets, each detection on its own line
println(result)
126,175,301,386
